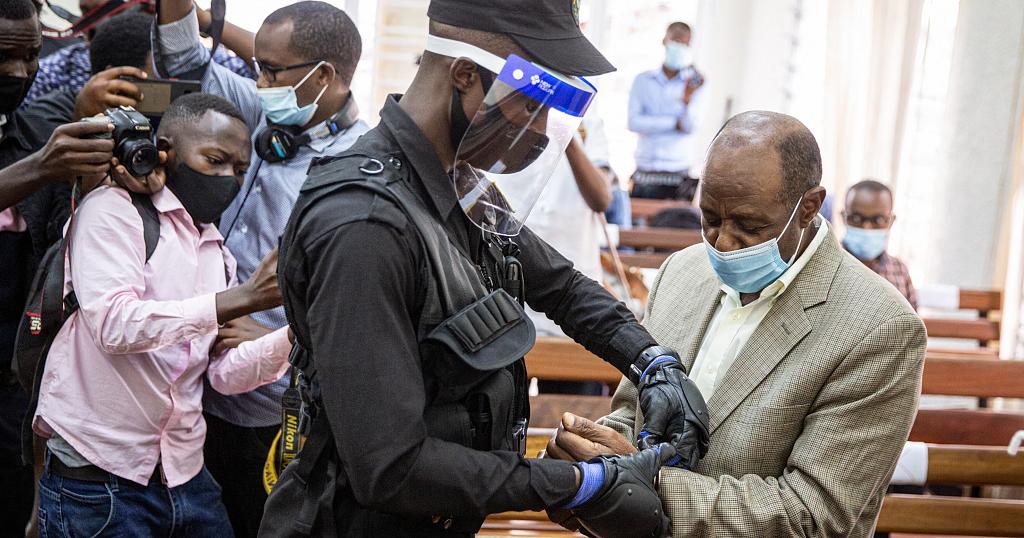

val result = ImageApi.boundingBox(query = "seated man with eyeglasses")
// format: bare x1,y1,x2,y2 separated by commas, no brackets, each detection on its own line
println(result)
841,179,917,310
151,1,369,536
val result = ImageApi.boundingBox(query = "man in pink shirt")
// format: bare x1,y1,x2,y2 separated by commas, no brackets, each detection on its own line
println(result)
33,93,291,537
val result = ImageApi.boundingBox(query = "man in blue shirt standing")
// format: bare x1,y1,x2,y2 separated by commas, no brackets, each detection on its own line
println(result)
153,1,369,536
627,21,704,201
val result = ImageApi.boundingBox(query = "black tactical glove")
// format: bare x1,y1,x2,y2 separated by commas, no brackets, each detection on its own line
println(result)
629,346,710,469
563,443,676,538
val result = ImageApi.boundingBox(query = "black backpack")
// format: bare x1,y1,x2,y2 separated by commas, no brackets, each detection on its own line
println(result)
12,191,160,463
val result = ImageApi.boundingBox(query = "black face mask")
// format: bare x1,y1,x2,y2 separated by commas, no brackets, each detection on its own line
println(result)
0,74,35,114
166,162,241,224
448,65,495,153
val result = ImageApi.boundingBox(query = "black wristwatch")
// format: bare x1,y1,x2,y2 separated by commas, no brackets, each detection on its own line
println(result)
628,346,681,385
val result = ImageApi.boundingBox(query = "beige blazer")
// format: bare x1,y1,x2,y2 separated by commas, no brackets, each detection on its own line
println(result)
600,229,925,537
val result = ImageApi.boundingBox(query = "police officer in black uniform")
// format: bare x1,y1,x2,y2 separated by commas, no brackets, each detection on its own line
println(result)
260,1,710,537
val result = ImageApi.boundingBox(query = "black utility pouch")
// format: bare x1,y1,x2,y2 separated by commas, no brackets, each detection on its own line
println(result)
424,289,535,402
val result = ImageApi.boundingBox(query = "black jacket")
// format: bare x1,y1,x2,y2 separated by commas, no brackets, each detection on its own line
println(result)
262,95,658,537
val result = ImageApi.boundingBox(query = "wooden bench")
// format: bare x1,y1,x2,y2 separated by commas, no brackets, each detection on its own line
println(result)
484,442,1024,537
921,288,1002,349
923,317,1001,347
525,337,1024,395
616,251,671,270
629,199,692,221
955,288,1003,315
617,227,700,252
487,436,1024,536
513,338,1024,536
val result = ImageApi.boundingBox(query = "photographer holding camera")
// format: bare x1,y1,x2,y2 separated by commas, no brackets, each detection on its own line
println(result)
0,1,156,531
154,2,369,533
30,92,293,537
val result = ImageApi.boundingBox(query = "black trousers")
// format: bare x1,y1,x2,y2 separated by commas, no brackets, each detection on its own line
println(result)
0,381,33,535
204,412,279,538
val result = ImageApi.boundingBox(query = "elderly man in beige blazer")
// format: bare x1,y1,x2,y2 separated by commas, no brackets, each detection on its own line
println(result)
546,111,925,537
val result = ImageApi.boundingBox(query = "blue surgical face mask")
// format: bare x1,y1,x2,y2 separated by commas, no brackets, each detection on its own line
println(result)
257,61,329,126
664,41,693,71
843,226,888,261
703,200,807,293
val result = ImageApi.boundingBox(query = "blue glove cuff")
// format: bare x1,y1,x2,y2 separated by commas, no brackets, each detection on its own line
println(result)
640,355,677,383
565,462,605,509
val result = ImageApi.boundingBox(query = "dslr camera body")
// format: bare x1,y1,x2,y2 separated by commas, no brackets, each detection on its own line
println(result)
81,106,159,177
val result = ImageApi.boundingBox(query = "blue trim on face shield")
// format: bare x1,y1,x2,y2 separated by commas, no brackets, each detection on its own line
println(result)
497,54,595,118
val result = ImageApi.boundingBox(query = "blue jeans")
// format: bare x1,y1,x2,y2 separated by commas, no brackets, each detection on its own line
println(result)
38,455,233,537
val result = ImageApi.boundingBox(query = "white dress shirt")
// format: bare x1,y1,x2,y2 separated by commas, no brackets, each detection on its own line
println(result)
525,116,610,336
627,68,703,173
690,217,829,397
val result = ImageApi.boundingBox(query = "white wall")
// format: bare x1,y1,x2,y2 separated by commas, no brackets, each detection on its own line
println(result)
920,0,1024,288
687,0,804,176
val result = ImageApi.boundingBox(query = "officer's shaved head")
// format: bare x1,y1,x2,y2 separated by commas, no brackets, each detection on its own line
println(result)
708,111,822,204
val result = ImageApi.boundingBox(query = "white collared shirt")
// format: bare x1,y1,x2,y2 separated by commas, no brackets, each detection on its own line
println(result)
525,116,610,336
690,217,829,397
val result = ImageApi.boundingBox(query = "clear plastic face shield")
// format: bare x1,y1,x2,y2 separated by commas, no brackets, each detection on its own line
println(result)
425,36,597,236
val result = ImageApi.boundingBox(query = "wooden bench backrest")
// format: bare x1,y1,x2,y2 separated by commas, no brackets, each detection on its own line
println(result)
629,199,692,220
923,317,1001,345
616,251,670,269
618,228,701,251
957,289,1003,314
526,338,1024,398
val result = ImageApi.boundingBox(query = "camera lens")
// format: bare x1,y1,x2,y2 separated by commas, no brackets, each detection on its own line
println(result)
119,140,159,177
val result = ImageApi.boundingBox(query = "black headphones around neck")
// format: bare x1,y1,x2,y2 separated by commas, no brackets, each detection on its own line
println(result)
254,94,359,163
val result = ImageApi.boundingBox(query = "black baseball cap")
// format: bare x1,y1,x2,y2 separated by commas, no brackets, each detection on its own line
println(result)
427,0,615,76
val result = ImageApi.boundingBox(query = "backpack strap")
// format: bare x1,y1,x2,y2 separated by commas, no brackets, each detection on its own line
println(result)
129,192,160,262
63,192,159,314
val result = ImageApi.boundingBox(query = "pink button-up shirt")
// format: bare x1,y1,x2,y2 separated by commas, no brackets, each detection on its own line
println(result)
0,206,26,232
34,186,291,487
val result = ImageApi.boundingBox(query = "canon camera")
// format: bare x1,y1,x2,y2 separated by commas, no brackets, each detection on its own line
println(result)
82,106,159,177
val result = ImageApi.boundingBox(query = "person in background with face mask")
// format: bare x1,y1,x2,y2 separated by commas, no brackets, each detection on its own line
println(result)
627,21,705,201
32,92,291,538
545,111,926,537
152,2,369,534
0,1,161,531
842,179,917,309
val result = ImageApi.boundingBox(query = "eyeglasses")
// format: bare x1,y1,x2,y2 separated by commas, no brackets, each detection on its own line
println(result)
252,59,323,83
844,212,893,227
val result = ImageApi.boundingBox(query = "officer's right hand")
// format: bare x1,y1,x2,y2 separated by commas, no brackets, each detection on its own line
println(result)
566,444,675,538
33,120,115,186
637,358,710,470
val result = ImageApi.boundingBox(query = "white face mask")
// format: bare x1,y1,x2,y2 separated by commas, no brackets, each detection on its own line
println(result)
256,61,329,126
702,199,806,293
665,41,693,70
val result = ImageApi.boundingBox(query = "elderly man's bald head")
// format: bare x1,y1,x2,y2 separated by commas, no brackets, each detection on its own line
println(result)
707,111,822,204
699,111,826,291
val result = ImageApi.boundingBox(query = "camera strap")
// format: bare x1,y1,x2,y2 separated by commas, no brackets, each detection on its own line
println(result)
262,346,306,494
152,0,226,81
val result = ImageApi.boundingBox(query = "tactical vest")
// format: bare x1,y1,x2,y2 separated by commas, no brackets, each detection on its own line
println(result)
272,135,535,535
